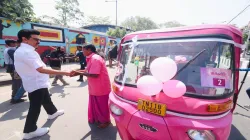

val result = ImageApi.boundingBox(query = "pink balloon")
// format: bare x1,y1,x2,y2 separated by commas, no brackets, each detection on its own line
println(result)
137,75,163,96
175,56,181,61
181,57,187,62
150,57,177,82
162,80,186,98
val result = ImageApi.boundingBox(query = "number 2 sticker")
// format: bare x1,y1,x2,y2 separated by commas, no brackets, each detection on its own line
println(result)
213,78,225,87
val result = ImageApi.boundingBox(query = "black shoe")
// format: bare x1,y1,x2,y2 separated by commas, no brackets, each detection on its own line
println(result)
77,79,83,82
11,99,26,104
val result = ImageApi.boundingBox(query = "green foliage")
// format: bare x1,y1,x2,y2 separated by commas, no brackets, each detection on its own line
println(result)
243,33,248,43
225,51,231,58
107,27,129,38
159,21,185,28
242,25,249,43
42,0,84,26
0,0,35,23
121,16,158,31
86,16,111,25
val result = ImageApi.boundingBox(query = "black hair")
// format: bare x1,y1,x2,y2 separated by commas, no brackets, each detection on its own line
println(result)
84,44,105,59
17,39,21,43
5,39,16,46
17,29,40,42
57,47,61,51
83,44,97,53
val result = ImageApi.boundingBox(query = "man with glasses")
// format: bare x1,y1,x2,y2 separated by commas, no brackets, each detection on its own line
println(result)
14,29,72,139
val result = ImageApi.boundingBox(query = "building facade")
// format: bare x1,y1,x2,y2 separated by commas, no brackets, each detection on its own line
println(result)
0,18,121,67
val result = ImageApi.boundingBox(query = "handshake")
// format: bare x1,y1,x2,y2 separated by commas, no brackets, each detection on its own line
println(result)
62,70,86,77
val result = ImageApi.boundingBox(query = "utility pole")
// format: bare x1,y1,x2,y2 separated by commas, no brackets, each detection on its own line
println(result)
105,0,118,26
116,0,117,26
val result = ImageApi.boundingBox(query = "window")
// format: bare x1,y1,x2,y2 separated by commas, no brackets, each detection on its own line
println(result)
115,41,234,97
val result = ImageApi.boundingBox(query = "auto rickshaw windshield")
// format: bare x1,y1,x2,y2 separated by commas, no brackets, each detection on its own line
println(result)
115,41,234,97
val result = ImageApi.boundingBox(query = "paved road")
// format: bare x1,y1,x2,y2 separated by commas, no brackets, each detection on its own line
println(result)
0,64,121,140
229,71,250,140
1,63,250,140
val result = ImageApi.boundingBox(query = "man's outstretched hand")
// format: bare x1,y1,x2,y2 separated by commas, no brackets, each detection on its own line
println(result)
69,70,80,77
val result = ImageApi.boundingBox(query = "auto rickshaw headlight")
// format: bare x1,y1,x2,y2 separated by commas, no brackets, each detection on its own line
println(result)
187,130,216,140
110,104,123,116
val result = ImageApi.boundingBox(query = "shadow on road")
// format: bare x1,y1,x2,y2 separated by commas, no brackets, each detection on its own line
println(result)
234,112,250,119
79,82,88,87
81,123,118,140
0,99,13,113
0,101,29,122
32,134,51,140
32,117,58,140
229,124,247,140
49,86,65,95
65,82,88,88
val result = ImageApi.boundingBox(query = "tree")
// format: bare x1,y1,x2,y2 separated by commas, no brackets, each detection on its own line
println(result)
121,16,158,31
107,27,129,38
86,16,111,25
159,21,185,28
243,33,248,43
241,25,249,43
0,0,35,23
42,0,84,26
240,24,250,51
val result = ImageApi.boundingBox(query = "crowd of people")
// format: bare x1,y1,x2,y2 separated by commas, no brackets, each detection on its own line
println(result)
3,29,117,139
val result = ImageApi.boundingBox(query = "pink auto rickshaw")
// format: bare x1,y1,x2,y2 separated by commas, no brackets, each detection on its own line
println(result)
109,25,243,140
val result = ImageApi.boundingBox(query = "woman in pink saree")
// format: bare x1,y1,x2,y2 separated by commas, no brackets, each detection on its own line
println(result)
72,44,111,128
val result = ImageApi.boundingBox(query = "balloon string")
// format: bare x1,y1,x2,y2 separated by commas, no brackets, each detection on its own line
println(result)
120,44,135,91
120,36,138,91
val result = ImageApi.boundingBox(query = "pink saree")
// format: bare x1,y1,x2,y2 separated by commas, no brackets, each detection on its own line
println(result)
88,94,110,124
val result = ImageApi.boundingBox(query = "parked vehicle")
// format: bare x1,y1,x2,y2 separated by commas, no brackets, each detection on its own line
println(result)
109,25,243,140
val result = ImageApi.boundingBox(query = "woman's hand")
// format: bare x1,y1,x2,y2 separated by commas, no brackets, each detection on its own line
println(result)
78,70,87,73
70,70,85,77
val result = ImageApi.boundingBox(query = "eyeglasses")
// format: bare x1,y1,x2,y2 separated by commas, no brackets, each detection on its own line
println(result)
30,37,41,42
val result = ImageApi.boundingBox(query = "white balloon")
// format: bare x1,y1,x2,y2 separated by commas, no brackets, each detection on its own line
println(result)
137,75,163,96
150,57,177,82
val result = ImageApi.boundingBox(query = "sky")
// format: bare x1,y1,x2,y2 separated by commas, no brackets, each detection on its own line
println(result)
29,0,250,28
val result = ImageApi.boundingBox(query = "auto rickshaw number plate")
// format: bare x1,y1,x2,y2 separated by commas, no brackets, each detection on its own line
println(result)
137,99,166,117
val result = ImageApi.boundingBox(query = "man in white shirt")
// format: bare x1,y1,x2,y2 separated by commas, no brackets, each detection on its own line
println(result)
14,29,72,140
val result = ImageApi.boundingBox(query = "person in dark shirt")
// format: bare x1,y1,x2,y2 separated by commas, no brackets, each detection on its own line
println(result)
108,45,118,67
71,46,87,82
50,47,69,86
7,40,27,104
76,46,86,82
